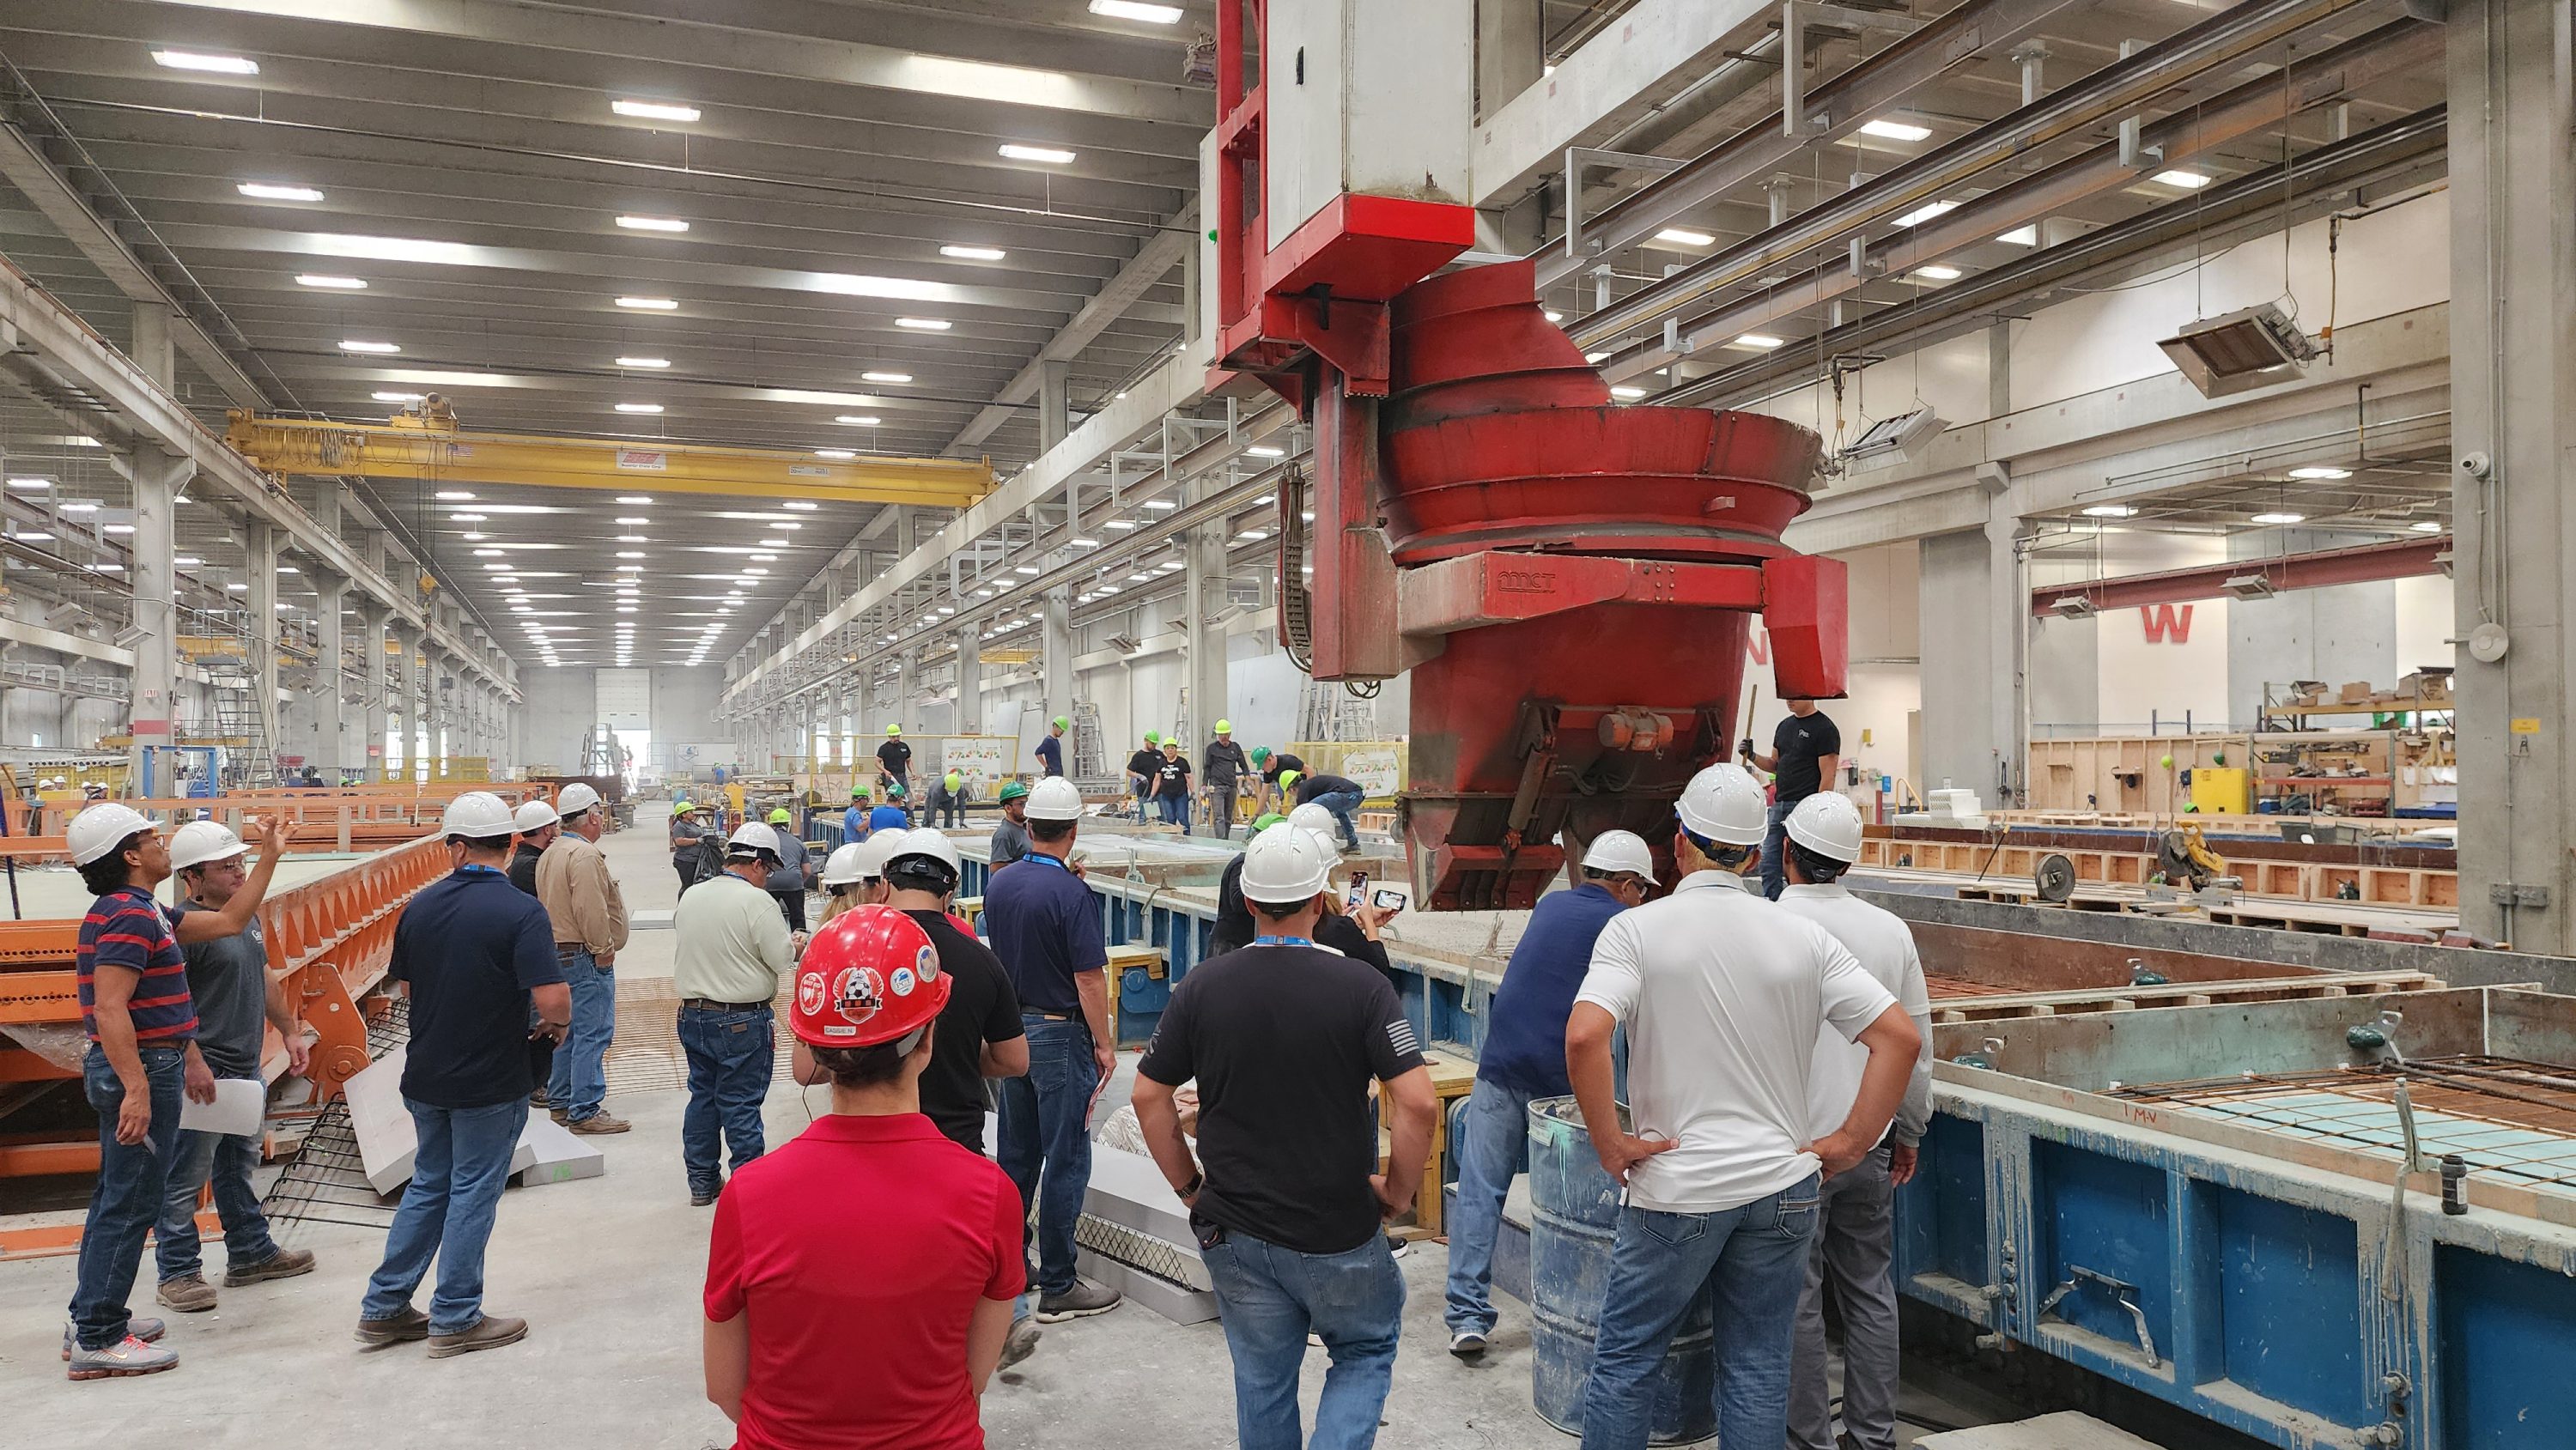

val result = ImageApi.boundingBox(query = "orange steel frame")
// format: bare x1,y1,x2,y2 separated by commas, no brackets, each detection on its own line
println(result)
0,781,553,859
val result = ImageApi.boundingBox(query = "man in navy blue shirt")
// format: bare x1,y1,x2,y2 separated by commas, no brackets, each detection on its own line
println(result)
1442,830,1654,1356
983,777,1122,1324
1035,714,1067,778
356,792,569,1359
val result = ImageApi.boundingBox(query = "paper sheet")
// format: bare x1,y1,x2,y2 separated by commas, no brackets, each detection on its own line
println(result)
177,1077,264,1137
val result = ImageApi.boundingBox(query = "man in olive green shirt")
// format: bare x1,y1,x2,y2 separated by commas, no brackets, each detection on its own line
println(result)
670,823,808,1205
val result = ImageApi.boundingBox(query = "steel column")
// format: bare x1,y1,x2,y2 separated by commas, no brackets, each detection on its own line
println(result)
122,447,188,785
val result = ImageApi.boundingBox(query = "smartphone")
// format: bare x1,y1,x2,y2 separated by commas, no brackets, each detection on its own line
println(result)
1371,888,1406,912
1345,870,1369,908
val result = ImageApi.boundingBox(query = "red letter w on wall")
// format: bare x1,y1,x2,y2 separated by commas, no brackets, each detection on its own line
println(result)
2139,604,2195,644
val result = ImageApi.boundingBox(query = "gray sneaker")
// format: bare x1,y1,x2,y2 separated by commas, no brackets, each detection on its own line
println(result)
63,1317,163,1360
1034,1282,1121,1323
157,1275,219,1313
999,1318,1042,1371
68,1334,179,1380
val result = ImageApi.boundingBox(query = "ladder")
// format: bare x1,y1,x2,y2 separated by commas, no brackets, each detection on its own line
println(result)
1296,678,1377,743
1069,701,1109,784
206,661,278,790
1170,687,1191,759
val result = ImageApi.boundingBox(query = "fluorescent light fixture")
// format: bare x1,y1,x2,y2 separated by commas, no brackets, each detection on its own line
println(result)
1247,446,1285,458
815,449,858,460
615,402,664,414
308,234,474,265
860,372,912,384
616,551,647,559
174,555,201,565
612,99,702,123
1734,334,1786,349
2153,169,2212,189
1091,0,1184,19
154,50,259,75
1858,118,1933,142
1544,310,1564,323
435,489,476,501
1144,499,1176,510
1655,228,1716,246
2411,520,2444,533
1996,225,2039,246
616,296,679,310
2081,504,2137,519
1893,200,1958,228
616,215,690,233
1237,530,1268,541
617,356,671,369
226,582,247,592
758,537,787,547
616,534,647,542
1610,385,1647,400
2250,512,2306,525
472,549,503,557
59,501,95,513
372,391,425,403
939,245,1006,261
1585,351,1612,363
1070,537,1100,548
238,182,323,203
105,524,133,535
1914,264,1963,281
750,553,777,561
338,339,401,355
615,516,649,525
616,495,653,504
297,275,367,289
835,415,882,426
782,501,819,511
999,143,1078,165
1105,519,1137,530
896,317,952,331
2287,466,2354,481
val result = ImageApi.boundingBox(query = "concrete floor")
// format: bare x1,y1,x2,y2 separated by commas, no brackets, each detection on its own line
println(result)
0,804,1978,1447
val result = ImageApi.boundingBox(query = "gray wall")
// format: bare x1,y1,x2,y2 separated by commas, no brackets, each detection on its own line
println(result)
520,664,727,774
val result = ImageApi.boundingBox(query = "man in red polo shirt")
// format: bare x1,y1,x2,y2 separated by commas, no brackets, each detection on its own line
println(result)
702,906,1024,1449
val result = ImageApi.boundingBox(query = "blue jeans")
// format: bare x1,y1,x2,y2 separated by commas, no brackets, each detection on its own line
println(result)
155,1125,282,1283
1313,788,1364,850
1760,799,1795,900
69,1044,184,1350
1443,1077,1535,1335
1157,792,1189,831
1578,1175,1822,1450
995,1015,1099,1296
361,1095,531,1335
1202,1229,1406,1450
678,1007,775,1197
546,951,616,1122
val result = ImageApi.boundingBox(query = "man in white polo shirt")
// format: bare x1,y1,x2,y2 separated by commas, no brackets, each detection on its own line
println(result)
1773,791,1933,1450
1565,762,1922,1450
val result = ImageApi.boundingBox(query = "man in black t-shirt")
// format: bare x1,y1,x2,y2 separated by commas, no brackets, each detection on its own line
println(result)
1125,733,1164,821
1744,699,1842,900
1133,823,1437,1446
1152,739,1194,833
876,726,914,819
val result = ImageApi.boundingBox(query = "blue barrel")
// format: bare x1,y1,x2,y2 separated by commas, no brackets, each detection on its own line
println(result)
1527,1095,1716,1445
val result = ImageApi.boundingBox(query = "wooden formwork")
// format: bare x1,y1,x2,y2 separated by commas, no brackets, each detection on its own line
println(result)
1925,969,2448,1024
1857,834,2459,911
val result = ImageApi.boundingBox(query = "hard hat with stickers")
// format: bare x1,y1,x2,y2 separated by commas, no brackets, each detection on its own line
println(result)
789,905,949,1049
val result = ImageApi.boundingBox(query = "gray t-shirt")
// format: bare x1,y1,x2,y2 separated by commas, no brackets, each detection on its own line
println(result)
991,816,1032,867
765,830,810,894
174,900,270,1079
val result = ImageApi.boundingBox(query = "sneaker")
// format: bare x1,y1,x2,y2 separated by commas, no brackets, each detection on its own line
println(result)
354,1306,431,1346
67,1334,179,1380
63,1317,164,1360
156,1275,218,1313
1386,1235,1411,1260
998,1318,1042,1371
225,1247,317,1287
427,1313,529,1359
1034,1282,1122,1322
1449,1328,1489,1358
568,1113,631,1135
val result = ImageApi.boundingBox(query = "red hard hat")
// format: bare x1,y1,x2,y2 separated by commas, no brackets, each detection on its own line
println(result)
791,906,951,1050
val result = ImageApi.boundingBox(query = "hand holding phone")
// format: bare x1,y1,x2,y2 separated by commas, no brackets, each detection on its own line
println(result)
1344,870,1369,909
1371,888,1406,912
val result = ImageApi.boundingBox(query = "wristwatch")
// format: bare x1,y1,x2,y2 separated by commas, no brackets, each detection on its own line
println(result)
1176,1172,1203,1203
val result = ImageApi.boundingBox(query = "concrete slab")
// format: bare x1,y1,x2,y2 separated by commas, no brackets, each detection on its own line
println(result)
518,1115,606,1188
346,1048,536,1194
1916,1411,2164,1449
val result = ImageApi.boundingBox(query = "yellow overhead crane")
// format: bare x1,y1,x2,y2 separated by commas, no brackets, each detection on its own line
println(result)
224,406,997,508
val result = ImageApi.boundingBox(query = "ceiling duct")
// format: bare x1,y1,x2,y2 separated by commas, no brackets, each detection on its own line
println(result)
2157,303,2322,398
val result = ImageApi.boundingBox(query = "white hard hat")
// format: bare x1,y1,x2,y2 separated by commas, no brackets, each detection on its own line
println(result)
1286,803,1335,839
556,782,602,816
1676,762,1770,846
1240,822,1334,906
68,803,155,867
727,821,781,856
885,828,963,878
1581,828,1659,884
168,820,248,872
818,841,868,888
1024,776,1084,822
854,828,902,879
1785,792,1865,863
513,799,560,834
441,791,515,840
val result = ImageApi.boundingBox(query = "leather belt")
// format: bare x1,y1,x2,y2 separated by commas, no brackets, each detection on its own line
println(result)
683,998,774,1012
554,943,589,959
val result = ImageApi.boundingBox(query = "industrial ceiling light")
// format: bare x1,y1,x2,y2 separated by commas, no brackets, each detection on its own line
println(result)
999,143,1078,165
2156,303,2320,399
238,182,323,203
310,234,475,265
2050,594,2098,619
612,99,701,123
339,339,401,354
1913,264,1963,281
2152,168,2212,189
1610,385,1648,401
435,490,475,501
2250,511,2306,525
1733,334,1786,349
2221,573,2279,599
154,50,259,75
616,495,653,504
2410,520,2444,533
835,415,882,426
1996,225,2038,246
2081,504,2136,519
615,402,664,414
373,391,425,403
617,296,679,310
616,356,670,369
1655,228,1716,246
939,246,1006,261
298,275,368,290
860,372,913,385
1857,118,1933,142
1838,405,1944,469
1090,0,1183,20
815,449,858,460
1247,445,1285,458
616,215,690,233
2287,465,2353,481
782,501,820,511
896,317,953,331
1893,201,1957,228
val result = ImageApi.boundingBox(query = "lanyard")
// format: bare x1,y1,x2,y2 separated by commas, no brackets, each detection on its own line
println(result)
1253,935,1314,948
455,863,502,877
1024,851,1073,874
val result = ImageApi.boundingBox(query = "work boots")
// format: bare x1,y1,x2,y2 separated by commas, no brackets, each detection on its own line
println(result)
427,1313,530,1359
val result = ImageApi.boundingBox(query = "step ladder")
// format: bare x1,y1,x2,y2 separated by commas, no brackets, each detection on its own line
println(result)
206,658,278,791
1296,678,1377,742
1069,701,1109,786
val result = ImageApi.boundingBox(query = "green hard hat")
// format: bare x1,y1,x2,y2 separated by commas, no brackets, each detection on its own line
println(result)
768,807,792,824
885,724,902,736
1052,715,1070,731
1145,731,1160,744
945,770,963,791
673,798,690,811
998,780,1030,803
1252,812,1288,831
851,785,870,799
1214,719,1232,734
1279,769,1302,789
886,779,907,798
1251,745,1271,764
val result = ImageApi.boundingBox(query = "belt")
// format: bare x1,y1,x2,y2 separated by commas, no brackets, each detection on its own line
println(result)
683,998,774,1013
554,943,591,959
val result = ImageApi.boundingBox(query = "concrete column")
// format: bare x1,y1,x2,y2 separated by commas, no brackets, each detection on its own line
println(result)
131,301,175,391
124,449,191,783
315,575,348,774
2449,0,2576,948
358,604,387,776
1039,359,1071,452
956,628,982,735
1183,467,1230,756
1043,588,1075,736
894,650,915,736
1917,513,2026,807
244,523,280,776
1475,0,1545,118
386,623,412,779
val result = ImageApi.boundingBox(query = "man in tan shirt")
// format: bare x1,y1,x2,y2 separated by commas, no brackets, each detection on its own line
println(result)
535,783,629,1133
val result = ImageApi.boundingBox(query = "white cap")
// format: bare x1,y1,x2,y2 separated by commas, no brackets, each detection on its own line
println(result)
1580,829,1658,884
1675,762,1770,846
513,799,560,834
1286,802,1335,839
168,820,248,872
726,821,781,856
1024,776,1084,822
442,792,515,840
1785,792,1865,863
885,828,963,878
556,782,602,816
68,803,155,867
818,841,868,887
1240,822,1334,906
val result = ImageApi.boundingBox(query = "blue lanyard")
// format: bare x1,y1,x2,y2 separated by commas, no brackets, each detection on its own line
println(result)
1024,851,1073,874
1254,935,1314,948
455,863,502,877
